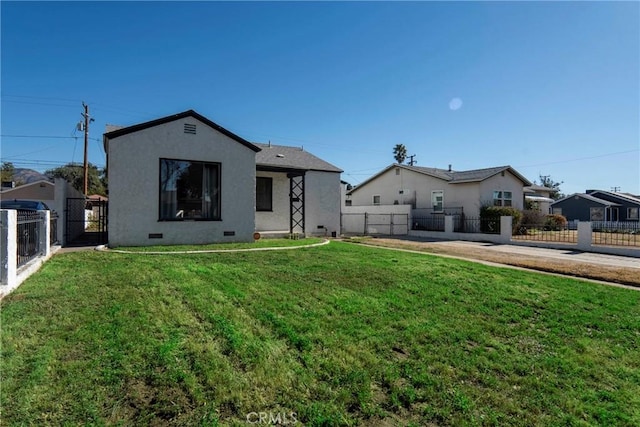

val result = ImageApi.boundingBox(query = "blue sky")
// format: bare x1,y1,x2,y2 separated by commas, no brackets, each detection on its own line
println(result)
2,1,638,195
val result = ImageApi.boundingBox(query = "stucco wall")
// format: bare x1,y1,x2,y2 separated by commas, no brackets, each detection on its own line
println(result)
254,170,341,236
349,167,448,209
479,172,526,210
304,171,341,236
52,178,85,245
255,171,290,232
107,117,256,246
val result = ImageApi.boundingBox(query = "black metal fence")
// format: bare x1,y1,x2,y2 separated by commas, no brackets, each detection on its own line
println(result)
17,211,42,268
592,221,640,247
50,213,59,245
512,223,577,244
412,207,463,232
452,217,500,234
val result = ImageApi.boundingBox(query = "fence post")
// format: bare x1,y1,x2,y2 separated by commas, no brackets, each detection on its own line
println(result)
444,216,454,234
499,216,513,244
577,221,592,251
1,210,17,289
364,212,368,235
39,210,51,257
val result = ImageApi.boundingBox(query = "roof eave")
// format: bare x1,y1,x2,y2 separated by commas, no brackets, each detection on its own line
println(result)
103,110,261,152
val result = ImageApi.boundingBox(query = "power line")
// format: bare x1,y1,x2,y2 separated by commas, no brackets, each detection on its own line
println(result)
516,149,639,168
0,146,59,159
0,158,105,168
1,134,101,142
2,94,81,103
1,100,79,109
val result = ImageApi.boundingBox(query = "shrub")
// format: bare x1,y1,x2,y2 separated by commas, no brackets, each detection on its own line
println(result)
522,209,546,226
479,206,523,234
544,214,568,231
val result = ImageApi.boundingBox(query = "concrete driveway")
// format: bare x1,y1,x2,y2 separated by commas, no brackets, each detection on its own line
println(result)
432,240,640,270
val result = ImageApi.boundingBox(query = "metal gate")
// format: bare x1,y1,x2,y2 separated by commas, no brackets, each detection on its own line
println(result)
341,213,409,236
65,197,108,246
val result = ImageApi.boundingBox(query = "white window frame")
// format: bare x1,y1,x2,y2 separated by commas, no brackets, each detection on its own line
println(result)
431,190,444,213
628,207,639,220
493,191,513,207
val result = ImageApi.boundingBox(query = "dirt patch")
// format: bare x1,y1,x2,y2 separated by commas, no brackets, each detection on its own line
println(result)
345,237,640,289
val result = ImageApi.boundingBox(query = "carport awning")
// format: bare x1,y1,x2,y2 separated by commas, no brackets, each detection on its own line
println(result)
525,195,554,203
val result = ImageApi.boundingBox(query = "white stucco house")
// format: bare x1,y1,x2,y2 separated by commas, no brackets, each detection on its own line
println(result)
346,163,532,217
524,184,556,213
103,110,342,247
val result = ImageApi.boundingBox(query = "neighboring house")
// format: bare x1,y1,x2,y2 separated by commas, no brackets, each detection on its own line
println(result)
551,190,640,222
103,110,342,246
0,179,55,207
340,180,353,207
524,184,556,213
347,164,532,217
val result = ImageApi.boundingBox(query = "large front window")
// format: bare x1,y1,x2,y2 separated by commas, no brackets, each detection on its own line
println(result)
159,158,220,220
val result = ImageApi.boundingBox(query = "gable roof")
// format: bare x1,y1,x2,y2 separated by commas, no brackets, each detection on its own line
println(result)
0,179,54,194
552,193,621,206
449,165,532,185
524,184,555,194
103,110,261,152
254,143,342,173
349,163,532,194
588,190,640,205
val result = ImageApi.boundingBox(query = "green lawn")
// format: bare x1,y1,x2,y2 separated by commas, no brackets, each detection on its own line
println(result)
1,241,639,426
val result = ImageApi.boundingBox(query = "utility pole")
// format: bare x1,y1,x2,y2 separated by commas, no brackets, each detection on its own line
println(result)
81,102,94,196
407,155,417,166
611,186,621,192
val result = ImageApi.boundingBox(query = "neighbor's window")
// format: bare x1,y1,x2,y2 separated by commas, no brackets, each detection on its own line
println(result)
431,190,444,212
590,207,604,221
345,199,352,206
493,191,512,207
628,207,639,220
552,207,562,215
256,177,273,211
159,158,220,220
373,195,381,205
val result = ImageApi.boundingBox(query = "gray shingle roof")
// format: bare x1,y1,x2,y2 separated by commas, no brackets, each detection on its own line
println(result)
349,163,532,195
396,164,531,184
552,193,620,206
254,143,342,173
589,190,640,205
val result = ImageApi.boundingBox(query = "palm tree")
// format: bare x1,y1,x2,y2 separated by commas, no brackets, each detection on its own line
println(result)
393,144,407,164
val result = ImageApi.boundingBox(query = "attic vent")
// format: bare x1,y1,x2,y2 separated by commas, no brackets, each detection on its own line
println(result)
184,123,197,134
276,154,285,158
